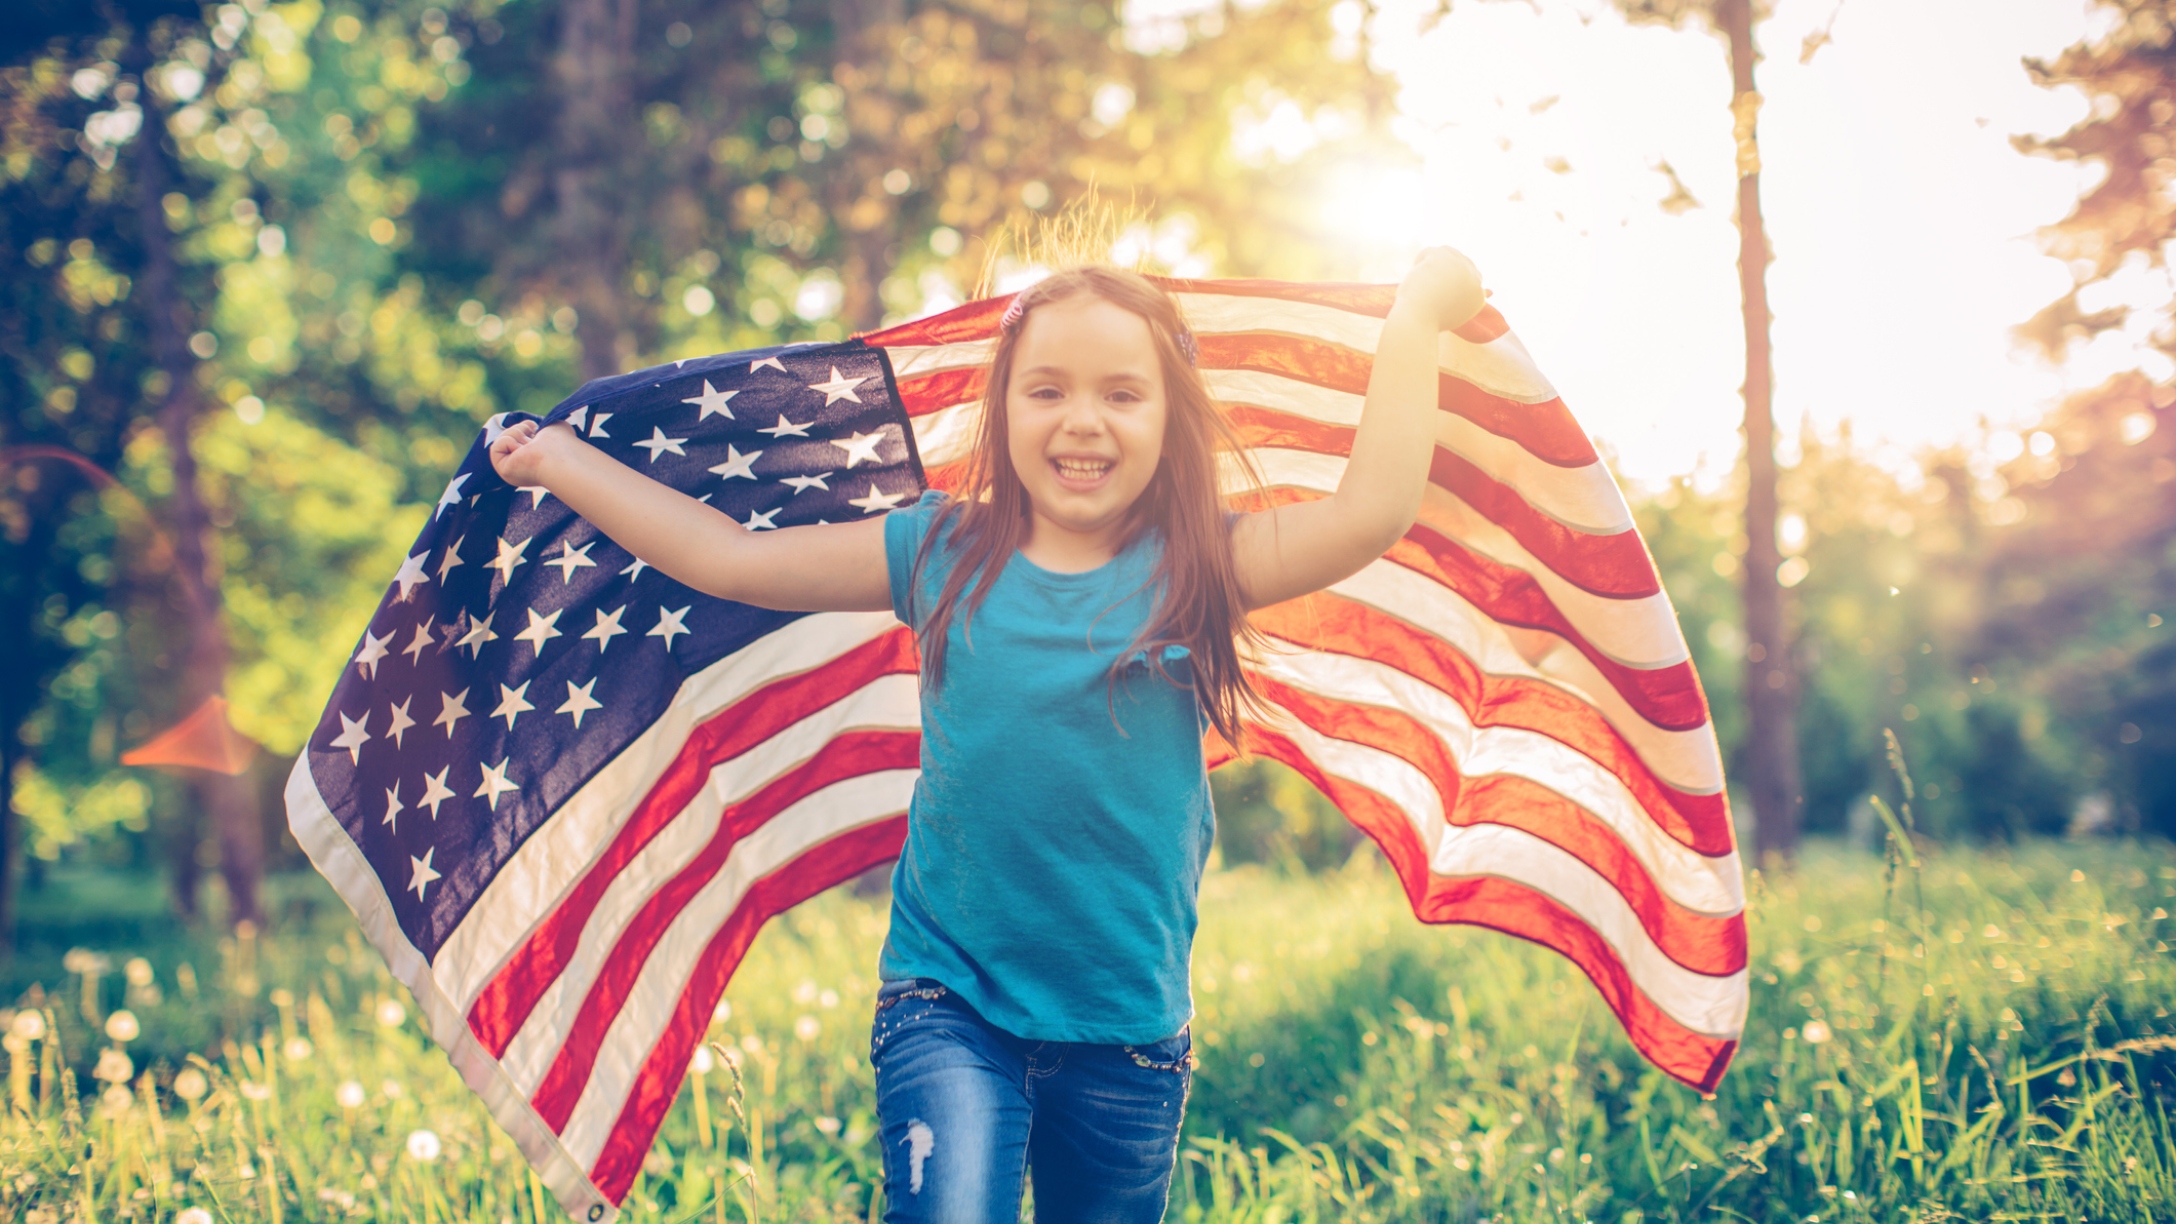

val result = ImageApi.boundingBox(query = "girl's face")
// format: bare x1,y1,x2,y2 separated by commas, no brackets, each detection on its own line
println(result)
1004,294,1169,553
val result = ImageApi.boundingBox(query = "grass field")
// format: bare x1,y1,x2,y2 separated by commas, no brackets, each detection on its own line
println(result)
1,837,2172,1223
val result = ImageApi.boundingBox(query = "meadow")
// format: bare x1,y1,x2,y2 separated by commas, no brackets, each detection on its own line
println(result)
1,837,2172,1224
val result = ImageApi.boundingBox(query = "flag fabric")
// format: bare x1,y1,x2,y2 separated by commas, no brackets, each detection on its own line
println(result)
288,279,1743,1223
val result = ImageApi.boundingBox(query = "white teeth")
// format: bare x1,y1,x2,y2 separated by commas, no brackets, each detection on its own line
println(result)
1053,459,1111,479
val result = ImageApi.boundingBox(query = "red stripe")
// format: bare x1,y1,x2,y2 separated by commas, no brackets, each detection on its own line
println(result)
899,366,985,418
531,731,919,1132
1224,404,1658,599
1249,676,1743,976
1244,725,1738,1093
1152,277,1512,344
466,629,918,1057
1251,595,1731,854
1236,486,1708,733
860,295,1011,349
588,816,908,1201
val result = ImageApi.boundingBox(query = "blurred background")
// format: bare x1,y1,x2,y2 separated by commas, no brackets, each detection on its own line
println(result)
1,0,2172,952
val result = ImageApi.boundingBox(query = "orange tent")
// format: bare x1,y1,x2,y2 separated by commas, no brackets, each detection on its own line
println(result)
120,695,260,776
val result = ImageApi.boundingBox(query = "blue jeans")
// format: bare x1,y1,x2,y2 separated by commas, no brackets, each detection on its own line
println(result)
869,978,1193,1224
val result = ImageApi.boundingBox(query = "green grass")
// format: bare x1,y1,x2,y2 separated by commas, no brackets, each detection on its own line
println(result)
2,840,2173,1222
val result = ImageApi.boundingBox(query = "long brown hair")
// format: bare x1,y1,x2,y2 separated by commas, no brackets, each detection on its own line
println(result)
910,266,1265,743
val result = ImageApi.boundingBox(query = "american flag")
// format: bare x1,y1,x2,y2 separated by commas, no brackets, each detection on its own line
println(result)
288,280,1744,1221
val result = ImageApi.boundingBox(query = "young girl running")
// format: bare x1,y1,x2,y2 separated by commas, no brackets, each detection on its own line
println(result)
490,249,1485,1223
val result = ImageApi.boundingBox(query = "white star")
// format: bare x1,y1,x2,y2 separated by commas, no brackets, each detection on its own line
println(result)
408,848,442,901
780,472,832,494
547,540,598,583
353,629,392,680
758,414,812,438
487,535,532,583
584,605,629,651
750,355,787,374
649,605,692,650
483,413,511,445
708,444,763,481
474,758,520,811
329,711,371,765
568,406,589,431
392,551,432,601
386,696,416,749
682,379,739,421
433,688,471,738
402,616,435,664
587,411,613,438
434,473,470,520
744,507,780,530
620,556,650,581
830,429,887,468
807,366,869,406
515,608,564,654
556,678,604,728
382,781,404,832
458,611,499,657
634,426,690,464
436,535,466,583
848,483,908,514
418,766,456,818
520,485,551,509
491,681,536,730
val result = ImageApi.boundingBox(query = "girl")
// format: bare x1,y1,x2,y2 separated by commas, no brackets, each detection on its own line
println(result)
490,249,1485,1223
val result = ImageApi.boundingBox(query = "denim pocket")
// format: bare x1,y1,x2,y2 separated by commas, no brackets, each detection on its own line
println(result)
870,978,951,1060
1121,1026,1194,1073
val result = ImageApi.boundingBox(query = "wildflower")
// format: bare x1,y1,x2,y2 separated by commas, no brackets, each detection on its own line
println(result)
10,1010,45,1042
689,1045,715,1075
176,1211,213,1224
173,1068,209,1101
815,1115,841,1135
284,1037,314,1062
795,1015,821,1042
93,1047,135,1083
376,998,408,1027
317,1188,357,1210
105,1009,140,1043
740,1033,763,1055
711,999,732,1025
820,989,839,1009
99,1084,134,1116
125,957,154,987
794,979,819,1005
406,1129,443,1161
336,1080,367,1109
239,1081,272,1101
1801,1019,1833,1044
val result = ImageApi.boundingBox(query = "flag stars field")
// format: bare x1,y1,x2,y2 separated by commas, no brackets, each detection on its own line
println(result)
474,759,519,811
557,678,604,728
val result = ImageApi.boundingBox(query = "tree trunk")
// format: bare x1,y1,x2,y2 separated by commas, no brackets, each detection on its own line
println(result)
1719,0,1803,863
554,0,639,382
128,52,265,925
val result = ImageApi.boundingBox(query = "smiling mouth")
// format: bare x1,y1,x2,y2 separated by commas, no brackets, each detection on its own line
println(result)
1051,457,1113,483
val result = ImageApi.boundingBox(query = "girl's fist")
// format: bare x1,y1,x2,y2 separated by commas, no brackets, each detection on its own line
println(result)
1395,246,1486,333
489,419,570,487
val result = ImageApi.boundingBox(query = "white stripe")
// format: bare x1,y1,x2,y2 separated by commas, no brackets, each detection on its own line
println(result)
284,757,620,1224
1244,449,1689,670
1200,368,1631,535
1266,717,1746,1038
497,676,919,1096
558,769,917,1169
431,612,905,1013
1315,562,1724,795
1250,648,1742,914
909,400,980,471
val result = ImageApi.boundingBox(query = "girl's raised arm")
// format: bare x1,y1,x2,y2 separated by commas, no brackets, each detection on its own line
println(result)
489,421,893,613
1229,246,1485,609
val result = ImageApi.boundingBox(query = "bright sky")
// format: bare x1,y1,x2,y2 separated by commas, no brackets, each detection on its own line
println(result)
1135,0,2155,483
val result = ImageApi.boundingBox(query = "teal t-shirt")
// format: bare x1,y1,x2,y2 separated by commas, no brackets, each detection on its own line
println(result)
880,490,1213,1044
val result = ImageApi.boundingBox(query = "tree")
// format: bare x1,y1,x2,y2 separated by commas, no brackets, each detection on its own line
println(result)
1611,0,1802,861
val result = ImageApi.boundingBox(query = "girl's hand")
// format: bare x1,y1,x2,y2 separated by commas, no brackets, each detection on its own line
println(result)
1393,246,1486,333
489,419,572,487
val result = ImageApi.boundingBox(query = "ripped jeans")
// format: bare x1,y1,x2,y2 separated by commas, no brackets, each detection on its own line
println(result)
869,978,1192,1224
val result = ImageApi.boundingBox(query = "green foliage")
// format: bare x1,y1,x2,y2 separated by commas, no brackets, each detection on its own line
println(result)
2,844,2174,1221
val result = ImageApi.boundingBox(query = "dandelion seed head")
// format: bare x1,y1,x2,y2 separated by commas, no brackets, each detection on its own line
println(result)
105,1010,140,1043
740,1033,763,1055
98,1084,134,1116
795,1014,821,1042
10,1010,46,1041
819,989,839,1009
284,1037,314,1062
690,1045,715,1075
239,1080,271,1101
382,1078,406,1099
376,998,408,1027
93,1048,135,1083
406,1128,443,1162
711,999,732,1025
793,979,819,1004
1802,1019,1833,1044
176,1210,215,1224
269,988,295,1008
124,957,154,987
336,1080,367,1109
173,1068,209,1101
